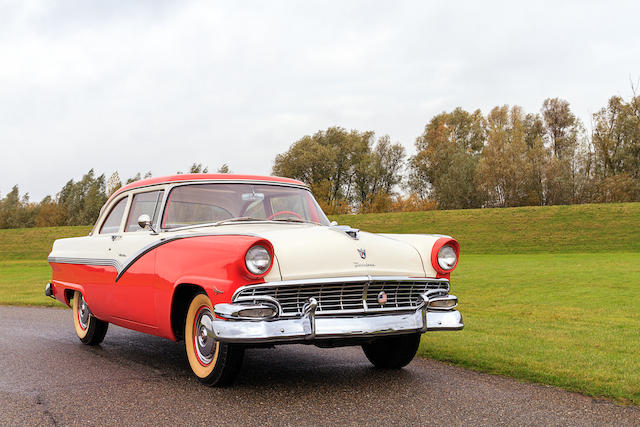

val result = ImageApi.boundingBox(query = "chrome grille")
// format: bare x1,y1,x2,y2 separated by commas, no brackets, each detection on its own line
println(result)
233,277,449,317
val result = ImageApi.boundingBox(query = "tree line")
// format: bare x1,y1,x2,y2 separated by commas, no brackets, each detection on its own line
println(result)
1,92,639,228
0,163,227,229
274,93,640,213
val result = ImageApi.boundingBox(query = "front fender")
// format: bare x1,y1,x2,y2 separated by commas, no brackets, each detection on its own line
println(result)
378,233,451,278
153,234,276,340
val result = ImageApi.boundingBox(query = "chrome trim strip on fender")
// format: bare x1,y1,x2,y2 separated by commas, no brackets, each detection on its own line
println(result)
47,256,122,271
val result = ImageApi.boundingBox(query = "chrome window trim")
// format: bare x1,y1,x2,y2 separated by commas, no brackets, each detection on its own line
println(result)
158,181,322,232
93,179,309,236
92,194,131,236
122,188,167,233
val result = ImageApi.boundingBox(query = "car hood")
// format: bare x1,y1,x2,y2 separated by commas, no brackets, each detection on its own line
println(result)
179,223,428,281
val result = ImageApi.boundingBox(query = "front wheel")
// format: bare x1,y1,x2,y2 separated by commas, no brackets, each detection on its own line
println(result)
72,291,108,345
184,293,244,386
362,333,421,369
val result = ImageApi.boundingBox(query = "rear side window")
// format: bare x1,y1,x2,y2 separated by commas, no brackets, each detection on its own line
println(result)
99,197,128,234
125,191,164,232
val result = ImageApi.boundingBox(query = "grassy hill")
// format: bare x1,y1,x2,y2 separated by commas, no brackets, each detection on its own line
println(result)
332,202,640,254
1,202,639,404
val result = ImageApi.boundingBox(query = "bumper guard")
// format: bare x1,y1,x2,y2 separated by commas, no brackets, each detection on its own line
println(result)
210,292,463,344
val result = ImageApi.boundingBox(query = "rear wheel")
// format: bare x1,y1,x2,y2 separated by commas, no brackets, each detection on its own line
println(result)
184,293,244,386
362,333,421,369
72,290,108,345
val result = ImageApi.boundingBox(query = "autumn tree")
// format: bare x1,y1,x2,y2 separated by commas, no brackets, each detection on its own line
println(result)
126,171,152,184
591,94,640,201
273,127,377,213
57,169,108,225
352,135,406,212
477,106,546,207
106,172,122,196
541,98,585,204
0,186,34,228
409,108,485,209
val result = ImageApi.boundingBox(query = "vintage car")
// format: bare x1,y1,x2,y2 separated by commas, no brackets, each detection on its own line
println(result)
46,174,463,386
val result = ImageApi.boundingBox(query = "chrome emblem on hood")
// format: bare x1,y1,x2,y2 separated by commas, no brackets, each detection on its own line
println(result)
357,248,366,259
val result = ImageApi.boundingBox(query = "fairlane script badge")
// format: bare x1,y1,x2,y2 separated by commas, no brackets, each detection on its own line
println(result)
357,248,366,259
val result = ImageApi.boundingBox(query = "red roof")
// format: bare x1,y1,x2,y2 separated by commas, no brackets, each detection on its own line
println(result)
110,174,306,200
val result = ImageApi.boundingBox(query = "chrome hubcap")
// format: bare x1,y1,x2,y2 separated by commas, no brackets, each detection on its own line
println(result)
194,308,216,365
78,295,90,330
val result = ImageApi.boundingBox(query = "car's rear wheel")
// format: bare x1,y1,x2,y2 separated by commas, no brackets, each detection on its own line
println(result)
184,292,244,386
72,290,108,345
362,333,421,369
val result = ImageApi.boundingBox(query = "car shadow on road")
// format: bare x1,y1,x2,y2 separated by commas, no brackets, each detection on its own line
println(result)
92,326,421,389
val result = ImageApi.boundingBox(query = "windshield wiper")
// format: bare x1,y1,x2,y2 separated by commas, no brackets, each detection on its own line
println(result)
213,217,265,226
271,217,313,224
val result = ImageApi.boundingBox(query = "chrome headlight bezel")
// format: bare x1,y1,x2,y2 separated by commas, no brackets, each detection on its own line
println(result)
437,244,458,271
245,245,272,276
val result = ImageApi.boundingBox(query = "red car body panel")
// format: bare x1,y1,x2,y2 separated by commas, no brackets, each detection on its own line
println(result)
49,234,271,341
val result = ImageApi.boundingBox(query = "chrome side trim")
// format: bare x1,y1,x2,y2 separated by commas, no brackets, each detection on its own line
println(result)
47,256,122,271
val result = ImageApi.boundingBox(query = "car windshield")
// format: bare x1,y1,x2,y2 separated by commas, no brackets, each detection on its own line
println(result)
162,183,331,229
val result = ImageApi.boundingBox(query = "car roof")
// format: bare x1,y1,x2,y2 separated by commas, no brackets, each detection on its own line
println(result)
109,174,307,200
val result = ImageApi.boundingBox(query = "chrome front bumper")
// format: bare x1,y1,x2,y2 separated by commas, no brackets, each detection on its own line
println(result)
210,304,463,344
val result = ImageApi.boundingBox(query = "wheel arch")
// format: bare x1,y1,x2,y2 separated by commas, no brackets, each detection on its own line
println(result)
170,283,207,341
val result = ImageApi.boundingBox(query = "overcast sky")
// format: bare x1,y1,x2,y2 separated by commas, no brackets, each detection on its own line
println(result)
1,0,639,201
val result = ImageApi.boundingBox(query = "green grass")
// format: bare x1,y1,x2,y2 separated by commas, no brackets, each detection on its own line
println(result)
0,226,91,307
420,252,640,405
1,203,639,403
332,202,640,254
0,225,91,261
0,260,61,306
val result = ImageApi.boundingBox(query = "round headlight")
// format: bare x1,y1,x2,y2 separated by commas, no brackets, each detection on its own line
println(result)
437,245,457,270
245,245,272,276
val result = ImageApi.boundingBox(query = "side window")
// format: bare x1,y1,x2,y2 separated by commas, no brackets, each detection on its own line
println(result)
125,191,164,232
99,197,128,234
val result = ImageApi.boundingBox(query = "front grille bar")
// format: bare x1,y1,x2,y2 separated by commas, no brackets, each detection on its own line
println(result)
233,276,450,317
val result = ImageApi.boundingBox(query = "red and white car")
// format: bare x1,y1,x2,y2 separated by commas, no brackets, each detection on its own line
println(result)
47,174,463,386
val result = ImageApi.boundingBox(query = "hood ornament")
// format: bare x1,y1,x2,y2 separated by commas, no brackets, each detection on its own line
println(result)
357,248,366,259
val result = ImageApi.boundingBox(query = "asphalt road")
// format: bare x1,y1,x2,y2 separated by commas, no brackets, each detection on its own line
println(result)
1,306,638,426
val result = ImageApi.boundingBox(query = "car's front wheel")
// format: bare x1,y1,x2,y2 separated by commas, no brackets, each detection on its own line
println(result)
184,292,244,386
362,333,421,369
72,290,108,345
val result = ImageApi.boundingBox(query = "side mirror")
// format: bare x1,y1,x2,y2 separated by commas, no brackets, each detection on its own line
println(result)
138,214,152,230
